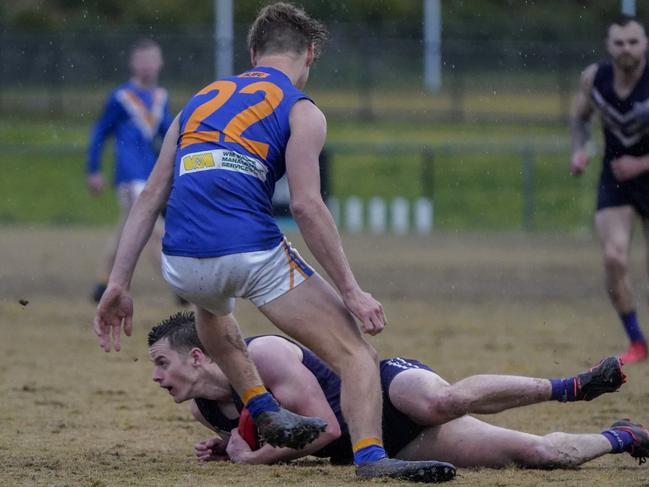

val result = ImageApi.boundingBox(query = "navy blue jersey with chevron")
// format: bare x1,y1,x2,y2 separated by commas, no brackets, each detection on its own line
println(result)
591,60,649,163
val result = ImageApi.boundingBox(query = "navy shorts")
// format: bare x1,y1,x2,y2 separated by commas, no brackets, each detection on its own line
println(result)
380,357,435,457
597,165,649,218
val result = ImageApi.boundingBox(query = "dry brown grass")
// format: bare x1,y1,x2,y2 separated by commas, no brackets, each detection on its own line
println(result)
2,227,649,486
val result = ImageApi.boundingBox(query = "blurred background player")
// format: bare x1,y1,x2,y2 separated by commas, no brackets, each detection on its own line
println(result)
570,15,649,363
147,312,646,470
86,38,173,303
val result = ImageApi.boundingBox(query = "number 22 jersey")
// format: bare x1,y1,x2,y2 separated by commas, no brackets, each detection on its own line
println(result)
162,66,311,257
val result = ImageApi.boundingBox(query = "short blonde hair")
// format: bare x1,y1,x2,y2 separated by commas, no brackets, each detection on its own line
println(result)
247,2,328,60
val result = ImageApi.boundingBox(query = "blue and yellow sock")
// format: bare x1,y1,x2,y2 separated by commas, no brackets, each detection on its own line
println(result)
602,429,634,453
352,437,387,464
242,386,279,421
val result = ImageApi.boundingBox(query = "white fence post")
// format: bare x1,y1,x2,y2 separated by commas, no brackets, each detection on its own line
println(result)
391,197,409,235
368,197,387,234
414,197,433,234
345,197,363,234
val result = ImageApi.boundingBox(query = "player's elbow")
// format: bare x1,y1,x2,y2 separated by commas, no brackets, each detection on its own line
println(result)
290,194,323,220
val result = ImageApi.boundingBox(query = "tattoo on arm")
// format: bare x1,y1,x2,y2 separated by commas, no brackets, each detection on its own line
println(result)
224,325,249,356
570,116,591,152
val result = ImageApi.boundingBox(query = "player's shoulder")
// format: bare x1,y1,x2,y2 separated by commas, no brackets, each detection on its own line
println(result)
248,335,303,363
289,99,326,128
578,63,600,91
247,335,299,354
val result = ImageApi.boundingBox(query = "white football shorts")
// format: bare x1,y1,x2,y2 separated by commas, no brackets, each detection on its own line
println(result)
116,180,146,211
161,238,315,316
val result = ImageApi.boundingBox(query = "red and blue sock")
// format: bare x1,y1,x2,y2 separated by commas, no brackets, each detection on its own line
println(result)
550,376,580,402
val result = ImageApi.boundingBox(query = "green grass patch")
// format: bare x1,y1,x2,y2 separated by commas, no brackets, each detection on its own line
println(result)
0,144,117,224
0,117,598,231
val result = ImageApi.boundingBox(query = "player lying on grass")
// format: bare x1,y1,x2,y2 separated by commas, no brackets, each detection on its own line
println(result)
148,312,648,470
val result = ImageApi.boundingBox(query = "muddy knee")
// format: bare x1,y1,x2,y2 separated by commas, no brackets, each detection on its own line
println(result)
424,386,471,422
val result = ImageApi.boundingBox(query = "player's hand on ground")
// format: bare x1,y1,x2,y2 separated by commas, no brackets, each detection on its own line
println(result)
86,173,104,195
194,436,229,462
612,155,646,181
226,428,254,464
342,288,386,336
570,150,589,176
93,283,133,352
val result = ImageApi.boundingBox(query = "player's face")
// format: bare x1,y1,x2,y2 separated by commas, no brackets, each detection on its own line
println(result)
149,339,198,403
607,22,648,72
130,46,163,85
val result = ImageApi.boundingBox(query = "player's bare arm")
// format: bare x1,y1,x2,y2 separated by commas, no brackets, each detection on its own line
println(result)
570,64,597,176
226,336,341,464
94,114,180,353
285,100,386,334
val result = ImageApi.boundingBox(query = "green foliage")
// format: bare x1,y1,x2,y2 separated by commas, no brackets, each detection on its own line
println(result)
1,0,640,41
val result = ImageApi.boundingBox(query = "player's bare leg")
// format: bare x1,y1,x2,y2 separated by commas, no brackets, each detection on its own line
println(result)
389,370,550,425
396,415,614,468
389,357,625,425
260,275,383,443
596,207,648,363
261,275,456,482
194,308,326,449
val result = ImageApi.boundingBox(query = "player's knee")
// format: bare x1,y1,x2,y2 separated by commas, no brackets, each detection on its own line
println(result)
425,386,469,421
519,434,578,468
364,342,379,364
346,340,378,365
325,338,378,374
603,244,628,270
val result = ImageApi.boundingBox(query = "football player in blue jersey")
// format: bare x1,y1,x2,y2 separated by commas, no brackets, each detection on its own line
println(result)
93,3,454,481
571,15,649,363
86,38,173,303
147,312,648,470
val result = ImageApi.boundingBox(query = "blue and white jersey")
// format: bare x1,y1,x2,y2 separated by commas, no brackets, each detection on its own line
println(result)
590,61,649,165
87,81,172,185
162,66,311,258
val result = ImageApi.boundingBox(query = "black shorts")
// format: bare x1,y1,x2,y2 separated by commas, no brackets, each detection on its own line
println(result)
315,357,436,464
380,357,434,457
597,165,649,218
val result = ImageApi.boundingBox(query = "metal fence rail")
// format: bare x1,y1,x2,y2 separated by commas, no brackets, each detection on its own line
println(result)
1,26,602,123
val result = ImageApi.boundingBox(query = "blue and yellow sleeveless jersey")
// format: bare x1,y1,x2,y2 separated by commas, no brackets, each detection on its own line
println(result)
87,81,172,186
162,66,311,257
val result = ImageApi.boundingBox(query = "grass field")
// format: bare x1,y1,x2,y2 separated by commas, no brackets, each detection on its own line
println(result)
0,116,599,231
2,227,649,486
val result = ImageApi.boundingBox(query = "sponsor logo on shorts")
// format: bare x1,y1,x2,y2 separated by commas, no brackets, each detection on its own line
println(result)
385,357,421,370
180,149,268,181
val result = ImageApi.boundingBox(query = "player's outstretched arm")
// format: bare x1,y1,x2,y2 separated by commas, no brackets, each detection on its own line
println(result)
86,95,122,194
94,114,180,353
285,100,386,334
569,64,597,176
226,337,341,464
